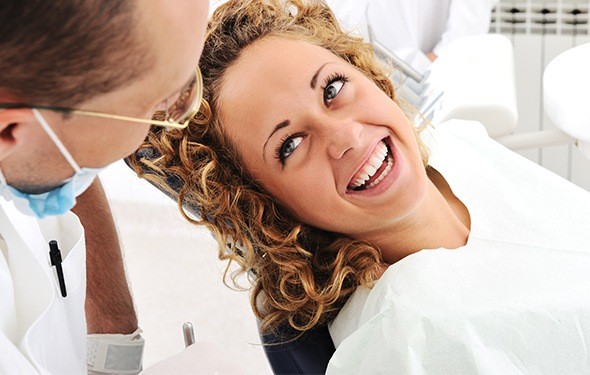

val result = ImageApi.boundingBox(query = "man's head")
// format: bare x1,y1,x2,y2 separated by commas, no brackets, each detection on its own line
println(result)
0,0,208,193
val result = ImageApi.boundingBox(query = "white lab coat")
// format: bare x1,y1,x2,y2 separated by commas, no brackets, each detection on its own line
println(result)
325,0,496,73
0,199,87,374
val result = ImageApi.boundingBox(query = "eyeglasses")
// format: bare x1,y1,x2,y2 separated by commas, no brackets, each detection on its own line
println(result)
0,67,203,129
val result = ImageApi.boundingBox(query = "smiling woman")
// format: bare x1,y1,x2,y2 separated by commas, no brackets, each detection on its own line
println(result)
129,0,590,373
219,36,442,246
130,0,429,335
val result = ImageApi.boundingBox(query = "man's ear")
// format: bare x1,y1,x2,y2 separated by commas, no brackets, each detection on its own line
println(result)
0,108,36,160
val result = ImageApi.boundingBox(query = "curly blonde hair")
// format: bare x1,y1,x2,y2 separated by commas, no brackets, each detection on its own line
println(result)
129,0,429,336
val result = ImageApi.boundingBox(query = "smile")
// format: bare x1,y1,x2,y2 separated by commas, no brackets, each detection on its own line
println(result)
347,139,394,191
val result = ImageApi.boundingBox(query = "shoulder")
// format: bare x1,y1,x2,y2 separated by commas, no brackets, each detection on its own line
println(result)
329,286,371,348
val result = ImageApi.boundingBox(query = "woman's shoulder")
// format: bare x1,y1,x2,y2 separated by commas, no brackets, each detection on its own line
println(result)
329,286,371,348
331,249,465,334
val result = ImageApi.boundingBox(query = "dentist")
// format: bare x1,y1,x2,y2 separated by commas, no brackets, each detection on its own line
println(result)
0,0,209,373
326,0,497,73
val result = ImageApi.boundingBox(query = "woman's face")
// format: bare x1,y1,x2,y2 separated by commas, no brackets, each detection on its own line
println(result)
219,37,430,241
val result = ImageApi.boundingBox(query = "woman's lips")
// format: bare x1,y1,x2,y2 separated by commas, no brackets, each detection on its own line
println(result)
347,138,394,191
345,136,401,197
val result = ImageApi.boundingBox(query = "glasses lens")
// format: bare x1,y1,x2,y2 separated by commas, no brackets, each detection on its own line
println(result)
164,68,203,125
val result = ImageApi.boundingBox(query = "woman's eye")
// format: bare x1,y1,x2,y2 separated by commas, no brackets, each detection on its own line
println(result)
278,135,304,162
323,80,345,106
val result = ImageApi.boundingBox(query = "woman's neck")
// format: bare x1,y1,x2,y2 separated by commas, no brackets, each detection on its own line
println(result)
373,167,471,264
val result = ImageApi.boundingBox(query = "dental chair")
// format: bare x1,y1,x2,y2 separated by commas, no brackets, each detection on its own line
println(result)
260,325,335,374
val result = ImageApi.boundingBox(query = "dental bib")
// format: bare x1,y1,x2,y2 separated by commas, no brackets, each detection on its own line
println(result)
327,120,590,374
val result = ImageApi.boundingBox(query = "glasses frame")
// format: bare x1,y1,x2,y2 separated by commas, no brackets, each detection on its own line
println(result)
0,68,203,130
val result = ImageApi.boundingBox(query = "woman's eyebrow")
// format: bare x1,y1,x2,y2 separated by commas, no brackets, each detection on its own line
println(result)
263,119,290,160
261,62,332,160
310,62,331,89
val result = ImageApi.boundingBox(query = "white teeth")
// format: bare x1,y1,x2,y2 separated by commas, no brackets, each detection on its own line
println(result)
377,143,387,158
366,157,393,189
348,141,392,190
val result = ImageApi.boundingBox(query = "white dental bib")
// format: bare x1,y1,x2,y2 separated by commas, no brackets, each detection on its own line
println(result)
327,120,590,374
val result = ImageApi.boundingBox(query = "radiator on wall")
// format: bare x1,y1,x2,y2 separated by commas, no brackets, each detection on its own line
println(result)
491,0,590,191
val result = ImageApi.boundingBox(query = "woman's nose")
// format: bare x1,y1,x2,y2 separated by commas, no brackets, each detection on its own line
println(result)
324,119,363,160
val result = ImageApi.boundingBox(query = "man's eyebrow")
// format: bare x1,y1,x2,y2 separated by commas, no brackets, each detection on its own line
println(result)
263,119,290,160
310,62,331,89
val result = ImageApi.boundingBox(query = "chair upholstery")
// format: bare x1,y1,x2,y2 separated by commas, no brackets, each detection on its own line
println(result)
260,324,335,375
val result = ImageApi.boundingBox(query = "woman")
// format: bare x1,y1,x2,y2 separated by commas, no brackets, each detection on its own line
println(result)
130,0,590,372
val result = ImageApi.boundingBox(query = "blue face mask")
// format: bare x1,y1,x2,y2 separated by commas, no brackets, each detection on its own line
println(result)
0,109,106,218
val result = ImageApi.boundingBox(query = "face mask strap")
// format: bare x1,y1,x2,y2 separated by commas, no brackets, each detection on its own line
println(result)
32,109,82,173
0,167,7,185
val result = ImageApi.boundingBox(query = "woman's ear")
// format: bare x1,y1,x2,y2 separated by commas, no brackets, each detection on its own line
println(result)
0,108,36,160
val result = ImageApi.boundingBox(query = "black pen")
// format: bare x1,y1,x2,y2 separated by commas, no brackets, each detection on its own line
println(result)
49,240,67,297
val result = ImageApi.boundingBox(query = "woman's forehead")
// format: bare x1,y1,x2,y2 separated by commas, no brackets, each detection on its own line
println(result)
218,38,333,124
220,38,340,106
215,39,328,164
